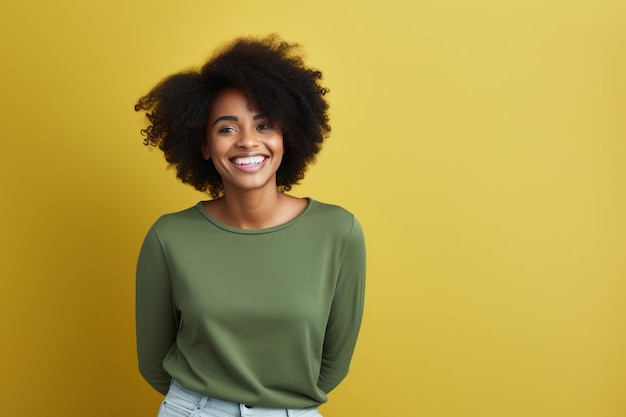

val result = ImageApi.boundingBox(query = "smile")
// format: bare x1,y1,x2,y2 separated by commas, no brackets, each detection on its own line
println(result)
231,156,267,166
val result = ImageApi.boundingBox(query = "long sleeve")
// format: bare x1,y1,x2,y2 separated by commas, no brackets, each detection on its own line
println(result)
317,217,366,393
135,227,179,395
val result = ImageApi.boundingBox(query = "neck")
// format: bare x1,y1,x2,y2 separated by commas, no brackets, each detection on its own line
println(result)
218,187,286,229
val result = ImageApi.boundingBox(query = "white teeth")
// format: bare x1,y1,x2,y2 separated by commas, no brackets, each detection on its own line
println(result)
232,156,265,165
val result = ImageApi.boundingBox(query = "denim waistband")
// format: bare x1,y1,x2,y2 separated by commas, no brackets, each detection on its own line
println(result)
167,379,319,417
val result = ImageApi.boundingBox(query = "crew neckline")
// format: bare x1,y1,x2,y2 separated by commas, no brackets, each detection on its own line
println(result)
194,197,314,234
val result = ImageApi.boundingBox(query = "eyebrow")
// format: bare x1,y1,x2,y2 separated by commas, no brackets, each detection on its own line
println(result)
212,114,267,126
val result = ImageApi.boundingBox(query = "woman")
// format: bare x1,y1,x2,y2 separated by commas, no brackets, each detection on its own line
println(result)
135,35,366,417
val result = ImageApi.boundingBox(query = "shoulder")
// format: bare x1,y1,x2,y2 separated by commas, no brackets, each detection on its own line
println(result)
148,203,206,236
308,199,358,221
306,200,366,267
306,199,364,237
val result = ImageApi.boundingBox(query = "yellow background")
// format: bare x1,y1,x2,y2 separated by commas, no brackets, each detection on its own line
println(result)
1,1,625,416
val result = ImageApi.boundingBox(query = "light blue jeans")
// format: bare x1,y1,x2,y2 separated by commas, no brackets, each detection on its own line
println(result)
157,380,323,417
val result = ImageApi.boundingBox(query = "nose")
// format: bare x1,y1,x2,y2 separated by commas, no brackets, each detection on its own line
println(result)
235,127,259,149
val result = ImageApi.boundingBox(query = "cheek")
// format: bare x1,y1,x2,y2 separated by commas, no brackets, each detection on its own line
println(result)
274,134,285,154
207,138,228,156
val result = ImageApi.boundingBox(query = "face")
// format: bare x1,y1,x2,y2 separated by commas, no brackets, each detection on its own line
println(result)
203,88,284,195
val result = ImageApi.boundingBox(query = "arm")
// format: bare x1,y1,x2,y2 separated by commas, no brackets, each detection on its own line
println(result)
135,227,179,395
317,217,366,393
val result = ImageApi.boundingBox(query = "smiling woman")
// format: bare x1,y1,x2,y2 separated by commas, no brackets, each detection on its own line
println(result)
202,88,285,205
135,35,330,200
133,35,366,417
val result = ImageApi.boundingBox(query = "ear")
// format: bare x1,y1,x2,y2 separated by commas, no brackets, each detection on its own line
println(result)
201,142,211,160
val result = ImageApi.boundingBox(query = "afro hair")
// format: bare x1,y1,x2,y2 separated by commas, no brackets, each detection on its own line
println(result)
135,34,331,198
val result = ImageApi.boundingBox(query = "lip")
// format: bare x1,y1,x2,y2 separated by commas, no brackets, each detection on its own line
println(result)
229,154,269,172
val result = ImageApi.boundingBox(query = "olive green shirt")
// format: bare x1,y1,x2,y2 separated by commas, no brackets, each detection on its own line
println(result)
136,199,366,408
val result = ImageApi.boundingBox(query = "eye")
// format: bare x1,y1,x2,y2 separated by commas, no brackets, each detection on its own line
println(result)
256,123,273,131
217,126,236,134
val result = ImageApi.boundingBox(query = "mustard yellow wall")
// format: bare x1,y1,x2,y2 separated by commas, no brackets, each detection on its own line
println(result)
1,1,624,416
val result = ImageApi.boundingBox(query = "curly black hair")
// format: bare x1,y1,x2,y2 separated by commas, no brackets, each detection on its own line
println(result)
135,34,330,198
